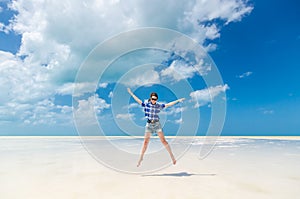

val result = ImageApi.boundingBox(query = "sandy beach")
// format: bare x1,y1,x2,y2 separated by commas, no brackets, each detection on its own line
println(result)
0,136,299,199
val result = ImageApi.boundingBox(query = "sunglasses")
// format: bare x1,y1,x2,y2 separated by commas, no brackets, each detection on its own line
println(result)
151,98,157,101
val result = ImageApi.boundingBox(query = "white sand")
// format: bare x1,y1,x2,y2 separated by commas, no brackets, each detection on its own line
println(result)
0,136,299,199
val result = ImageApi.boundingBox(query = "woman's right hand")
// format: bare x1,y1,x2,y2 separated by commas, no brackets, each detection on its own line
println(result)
127,88,132,95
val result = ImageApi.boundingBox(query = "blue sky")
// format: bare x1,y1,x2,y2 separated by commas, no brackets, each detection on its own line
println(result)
0,0,299,136
211,0,300,135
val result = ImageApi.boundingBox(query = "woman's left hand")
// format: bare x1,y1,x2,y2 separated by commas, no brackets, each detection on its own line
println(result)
178,98,185,102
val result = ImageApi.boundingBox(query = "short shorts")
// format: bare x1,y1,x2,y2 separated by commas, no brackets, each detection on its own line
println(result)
145,121,162,134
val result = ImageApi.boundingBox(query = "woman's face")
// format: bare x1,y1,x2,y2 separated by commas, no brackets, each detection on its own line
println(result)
151,96,157,104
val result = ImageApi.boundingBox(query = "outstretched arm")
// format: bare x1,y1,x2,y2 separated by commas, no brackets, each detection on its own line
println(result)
165,98,185,108
127,88,142,105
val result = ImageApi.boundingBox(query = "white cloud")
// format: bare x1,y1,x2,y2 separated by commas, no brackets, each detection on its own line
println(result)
74,94,110,125
6,0,253,81
1,0,252,127
178,0,253,41
161,60,196,81
162,106,186,116
237,71,253,78
116,113,135,120
56,82,97,97
263,110,274,115
76,94,110,115
24,100,73,126
161,59,211,82
108,91,113,98
125,103,140,110
0,98,73,126
204,24,220,40
190,84,229,107
0,22,9,34
56,81,124,100
258,108,274,115
125,68,160,87
98,82,108,88
0,51,53,104
175,118,183,124
190,0,252,24
204,43,218,52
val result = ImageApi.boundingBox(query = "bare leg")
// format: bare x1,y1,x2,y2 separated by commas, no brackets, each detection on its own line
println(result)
137,132,151,167
157,131,176,165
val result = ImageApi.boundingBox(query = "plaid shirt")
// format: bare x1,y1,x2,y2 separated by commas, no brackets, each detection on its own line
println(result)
141,101,165,121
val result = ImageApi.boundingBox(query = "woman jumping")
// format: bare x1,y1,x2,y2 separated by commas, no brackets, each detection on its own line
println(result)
127,88,185,167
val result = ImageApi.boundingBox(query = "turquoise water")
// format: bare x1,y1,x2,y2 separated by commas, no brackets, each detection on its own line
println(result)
1,137,300,154
1,137,299,165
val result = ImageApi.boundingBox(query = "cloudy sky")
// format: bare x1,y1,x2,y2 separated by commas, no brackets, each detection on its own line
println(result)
0,0,299,136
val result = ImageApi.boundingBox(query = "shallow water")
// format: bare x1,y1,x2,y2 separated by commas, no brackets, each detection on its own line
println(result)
1,136,300,157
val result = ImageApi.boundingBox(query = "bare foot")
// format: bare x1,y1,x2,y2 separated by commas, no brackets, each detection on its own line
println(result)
137,158,143,167
172,159,176,165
